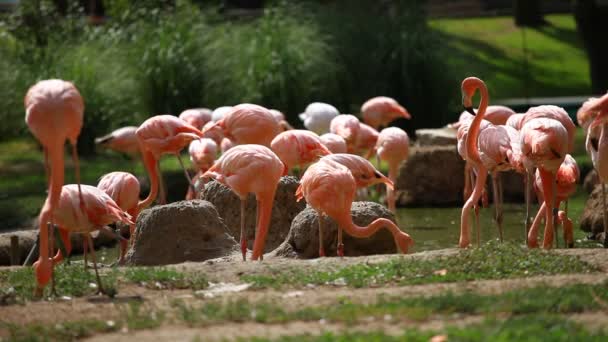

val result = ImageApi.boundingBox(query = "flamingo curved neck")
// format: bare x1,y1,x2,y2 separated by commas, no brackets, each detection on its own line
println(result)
137,149,159,211
466,80,489,166
335,214,400,239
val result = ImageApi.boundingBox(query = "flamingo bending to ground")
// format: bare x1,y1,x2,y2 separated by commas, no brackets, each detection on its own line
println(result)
330,114,361,152
179,108,212,129
186,138,218,199
319,133,347,154
375,127,409,212
361,96,410,129
97,172,141,264
136,115,204,207
202,145,285,261
203,104,280,147
299,102,339,134
296,159,413,257
270,130,332,174
25,79,84,296
37,185,133,296
529,154,579,248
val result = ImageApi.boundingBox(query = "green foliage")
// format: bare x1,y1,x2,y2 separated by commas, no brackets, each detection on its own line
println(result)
242,241,598,288
124,267,209,290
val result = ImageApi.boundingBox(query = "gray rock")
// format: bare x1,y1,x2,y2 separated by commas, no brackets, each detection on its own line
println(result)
583,169,599,194
271,202,399,258
396,145,465,206
415,128,457,147
580,185,608,236
202,176,306,253
125,200,237,266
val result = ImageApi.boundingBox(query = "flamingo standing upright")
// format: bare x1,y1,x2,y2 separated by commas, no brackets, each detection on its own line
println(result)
38,185,133,296
270,130,332,174
299,102,339,135
528,155,579,248
97,172,141,264
136,115,204,208
186,138,218,199
25,79,85,296
202,145,285,261
203,104,281,147
375,127,409,213
360,96,410,130
296,159,413,257
319,133,347,154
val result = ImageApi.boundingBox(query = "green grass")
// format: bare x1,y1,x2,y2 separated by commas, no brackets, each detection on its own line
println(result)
431,14,591,103
124,267,209,290
245,315,607,342
242,241,598,289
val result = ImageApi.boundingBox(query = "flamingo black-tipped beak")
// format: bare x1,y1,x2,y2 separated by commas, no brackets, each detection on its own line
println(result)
464,106,475,116
375,170,394,190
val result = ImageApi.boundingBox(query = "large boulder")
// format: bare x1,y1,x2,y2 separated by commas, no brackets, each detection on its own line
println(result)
580,185,608,237
201,176,306,253
125,200,237,266
396,145,465,206
271,202,400,258
415,128,457,147
583,169,599,194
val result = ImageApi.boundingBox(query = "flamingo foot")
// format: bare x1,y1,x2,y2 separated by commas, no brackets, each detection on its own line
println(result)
240,238,247,261
527,238,539,249
337,243,344,257
458,238,470,249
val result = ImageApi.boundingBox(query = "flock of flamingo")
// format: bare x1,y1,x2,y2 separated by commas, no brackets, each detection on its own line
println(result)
22,75,608,297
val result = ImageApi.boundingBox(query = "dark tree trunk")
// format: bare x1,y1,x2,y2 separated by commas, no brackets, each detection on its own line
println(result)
52,0,68,15
514,0,545,27
574,0,608,94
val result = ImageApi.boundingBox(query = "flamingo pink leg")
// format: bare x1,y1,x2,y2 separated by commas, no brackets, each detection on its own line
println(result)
460,165,488,248
240,199,247,261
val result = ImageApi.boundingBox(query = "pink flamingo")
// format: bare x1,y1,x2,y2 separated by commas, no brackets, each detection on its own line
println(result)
296,159,413,257
450,105,515,129
186,138,218,200
299,102,339,134
361,96,410,130
136,115,205,207
330,114,361,152
203,104,281,147
585,93,608,247
220,137,235,154
375,127,409,213
38,185,133,296
319,153,395,248
202,144,285,260
24,79,85,296
270,130,332,174
179,108,212,129
528,154,579,248
319,133,347,154
96,171,141,264
520,117,568,249
202,120,225,145
270,109,294,131
354,123,379,158
211,106,233,122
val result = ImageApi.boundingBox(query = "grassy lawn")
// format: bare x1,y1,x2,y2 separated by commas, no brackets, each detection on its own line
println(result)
431,14,591,100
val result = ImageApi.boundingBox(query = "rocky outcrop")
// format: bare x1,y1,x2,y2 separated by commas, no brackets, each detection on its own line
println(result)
202,176,306,253
125,200,237,266
271,202,400,258
415,128,457,147
580,185,608,237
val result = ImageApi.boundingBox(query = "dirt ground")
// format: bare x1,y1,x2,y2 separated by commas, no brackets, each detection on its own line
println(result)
1,248,608,341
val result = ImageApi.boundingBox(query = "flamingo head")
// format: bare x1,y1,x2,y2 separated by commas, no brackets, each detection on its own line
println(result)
461,77,484,115
33,257,52,295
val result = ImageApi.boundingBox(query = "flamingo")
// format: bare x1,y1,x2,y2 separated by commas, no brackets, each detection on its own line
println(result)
353,123,379,158
375,127,409,213
330,114,361,152
320,152,395,229
319,133,347,154
360,96,410,130
203,104,281,147
450,105,515,129
520,117,568,249
202,144,285,261
528,155,579,248
298,102,339,134
186,138,218,200
202,120,224,145
38,185,133,296
25,79,84,296
179,108,212,129
270,109,294,131
584,93,608,247
270,130,332,174
136,115,205,208
220,137,235,154
296,159,413,257
95,126,167,205
211,106,233,122
96,172,141,264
